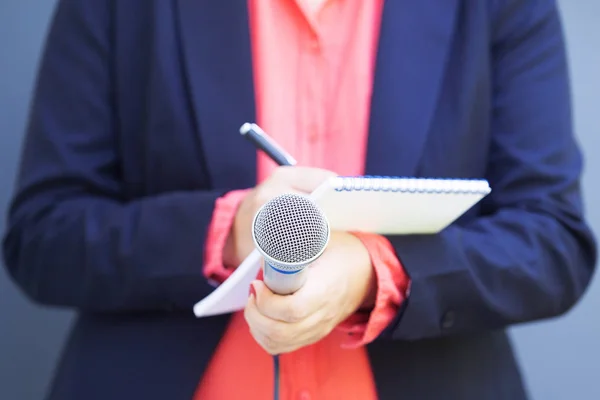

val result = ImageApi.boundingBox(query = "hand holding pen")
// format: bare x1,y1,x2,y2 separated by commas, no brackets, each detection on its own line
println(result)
221,123,335,267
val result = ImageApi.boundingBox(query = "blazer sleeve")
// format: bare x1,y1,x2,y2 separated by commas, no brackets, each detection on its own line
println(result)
2,0,223,312
382,0,597,341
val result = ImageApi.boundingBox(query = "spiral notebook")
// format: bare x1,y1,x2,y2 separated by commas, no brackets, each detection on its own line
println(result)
193,176,490,318
312,175,491,234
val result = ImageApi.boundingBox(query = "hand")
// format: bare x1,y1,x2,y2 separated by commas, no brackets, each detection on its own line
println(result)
244,231,377,355
223,166,336,267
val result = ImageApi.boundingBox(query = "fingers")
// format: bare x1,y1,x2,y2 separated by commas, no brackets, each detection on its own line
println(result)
245,293,300,355
245,277,334,355
252,280,308,323
245,291,333,355
270,166,337,193
252,166,336,210
251,185,306,208
252,274,327,323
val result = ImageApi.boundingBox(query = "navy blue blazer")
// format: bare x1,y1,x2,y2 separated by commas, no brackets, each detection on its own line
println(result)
3,0,597,399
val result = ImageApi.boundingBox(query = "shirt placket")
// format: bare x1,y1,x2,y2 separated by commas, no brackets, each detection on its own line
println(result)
297,25,326,169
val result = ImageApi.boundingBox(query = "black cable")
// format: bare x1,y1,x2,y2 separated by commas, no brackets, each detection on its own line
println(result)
273,354,281,400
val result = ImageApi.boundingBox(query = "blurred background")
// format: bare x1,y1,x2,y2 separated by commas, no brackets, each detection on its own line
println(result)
0,1,598,399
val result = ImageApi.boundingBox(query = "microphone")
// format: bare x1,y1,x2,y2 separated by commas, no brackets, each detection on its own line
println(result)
252,193,330,295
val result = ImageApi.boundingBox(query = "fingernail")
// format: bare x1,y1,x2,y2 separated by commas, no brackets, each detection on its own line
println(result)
249,283,257,297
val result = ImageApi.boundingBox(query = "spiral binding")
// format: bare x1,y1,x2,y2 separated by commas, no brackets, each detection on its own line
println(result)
332,175,491,195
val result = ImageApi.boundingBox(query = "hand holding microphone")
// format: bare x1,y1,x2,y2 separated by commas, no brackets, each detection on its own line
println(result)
244,193,376,355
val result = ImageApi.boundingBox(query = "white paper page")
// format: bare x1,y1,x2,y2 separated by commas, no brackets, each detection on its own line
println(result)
193,249,262,317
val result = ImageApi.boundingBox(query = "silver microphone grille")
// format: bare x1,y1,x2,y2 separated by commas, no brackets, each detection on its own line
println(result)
252,193,329,264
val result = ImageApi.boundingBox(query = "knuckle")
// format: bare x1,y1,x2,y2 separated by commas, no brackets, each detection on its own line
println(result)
320,307,337,325
285,304,306,323
274,166,293,179
255,187,277,206
249,322,284,355
250,330,276,355
253,187,266,204
243,307,254,326
269,168,286,185
270,167,298,189
261,336,278,355
265,322,286,344
252,195,268,212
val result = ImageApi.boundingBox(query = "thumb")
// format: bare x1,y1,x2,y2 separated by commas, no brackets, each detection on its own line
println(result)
250,280,275,311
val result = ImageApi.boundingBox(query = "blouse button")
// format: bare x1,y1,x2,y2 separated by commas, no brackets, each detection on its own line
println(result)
298,390,312,400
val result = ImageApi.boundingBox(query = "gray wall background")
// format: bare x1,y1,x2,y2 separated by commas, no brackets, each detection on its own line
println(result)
0,1,598,399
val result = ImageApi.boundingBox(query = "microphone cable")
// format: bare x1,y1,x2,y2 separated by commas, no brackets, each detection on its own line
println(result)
273,354,281,400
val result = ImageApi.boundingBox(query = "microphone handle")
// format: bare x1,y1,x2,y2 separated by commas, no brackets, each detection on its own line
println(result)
263,259,308,295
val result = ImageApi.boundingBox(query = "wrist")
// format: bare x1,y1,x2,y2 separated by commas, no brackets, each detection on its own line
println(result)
219,189,253,268
345,233,377,313
359,266,377,311
222,225,239,268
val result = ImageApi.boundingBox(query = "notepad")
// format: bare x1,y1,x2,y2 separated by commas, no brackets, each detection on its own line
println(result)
313,175,491,234
193,176,491,317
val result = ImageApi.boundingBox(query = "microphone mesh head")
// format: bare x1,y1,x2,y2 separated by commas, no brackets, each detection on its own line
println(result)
253,193,329,265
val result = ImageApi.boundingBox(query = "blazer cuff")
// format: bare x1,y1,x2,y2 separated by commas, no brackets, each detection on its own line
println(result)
202,189,250,285
337,232,410,347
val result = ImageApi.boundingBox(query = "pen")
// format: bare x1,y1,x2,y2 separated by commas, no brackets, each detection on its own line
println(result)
239,123,297,166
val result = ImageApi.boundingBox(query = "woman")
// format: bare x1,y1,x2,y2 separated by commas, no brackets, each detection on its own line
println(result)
3,0,596,399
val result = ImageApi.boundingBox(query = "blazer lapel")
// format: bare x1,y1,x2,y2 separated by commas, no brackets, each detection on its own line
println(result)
365,0,459,177
176,0,257,189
